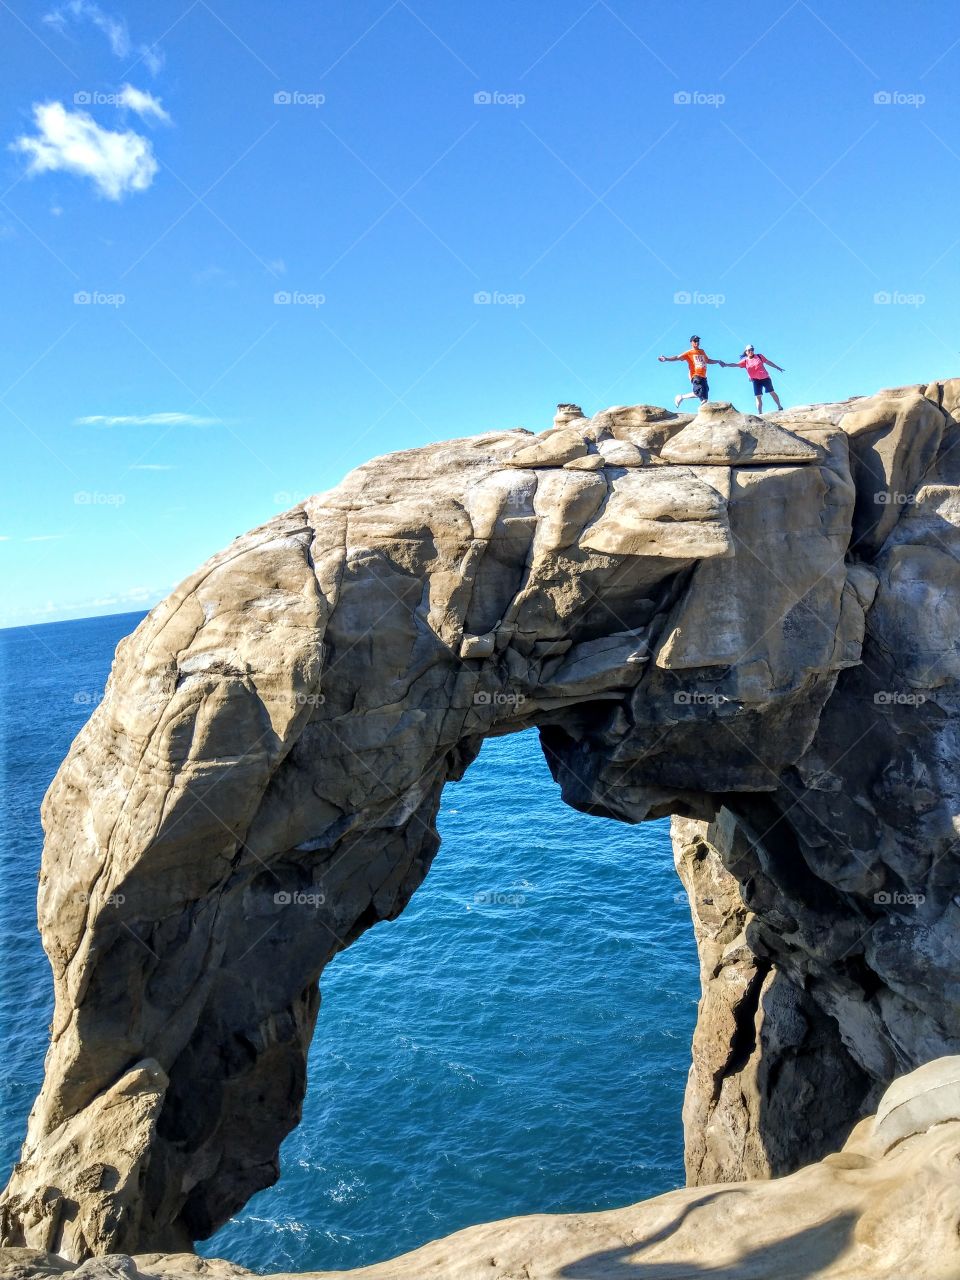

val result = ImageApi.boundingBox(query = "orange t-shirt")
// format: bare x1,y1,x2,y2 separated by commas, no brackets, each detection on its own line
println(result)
681,348,709,380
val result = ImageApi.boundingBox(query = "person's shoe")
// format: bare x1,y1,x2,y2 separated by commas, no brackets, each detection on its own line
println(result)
674,394,683,408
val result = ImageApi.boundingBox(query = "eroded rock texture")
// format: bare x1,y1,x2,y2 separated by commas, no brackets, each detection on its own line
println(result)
2,381,960,1262
4,1057,960,1278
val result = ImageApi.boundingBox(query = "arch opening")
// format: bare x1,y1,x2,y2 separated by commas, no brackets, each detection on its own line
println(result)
199,729,698,1274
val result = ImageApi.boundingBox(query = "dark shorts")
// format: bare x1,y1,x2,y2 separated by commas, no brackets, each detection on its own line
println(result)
752,376,774,396
691,375,709,401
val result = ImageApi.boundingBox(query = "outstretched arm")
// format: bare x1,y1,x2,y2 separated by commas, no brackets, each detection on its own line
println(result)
658,354,682,362
763,355,784,372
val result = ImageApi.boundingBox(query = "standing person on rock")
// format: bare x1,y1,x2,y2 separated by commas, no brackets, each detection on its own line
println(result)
722,345,785,413
658,336,722,409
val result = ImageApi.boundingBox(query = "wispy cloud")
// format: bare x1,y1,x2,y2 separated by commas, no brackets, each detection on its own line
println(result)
0,582,168,627
25,534,66,542
88,585,156,607
118,83,171,125
76,412,220,426
13,102,157,199
194,264,235,287
130,462,176,470
45,0,126,54
44,1,163,74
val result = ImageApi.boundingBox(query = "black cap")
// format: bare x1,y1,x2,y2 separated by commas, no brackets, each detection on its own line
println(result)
689,334,700,342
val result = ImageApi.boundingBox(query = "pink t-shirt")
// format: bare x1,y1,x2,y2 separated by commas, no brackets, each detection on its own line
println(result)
739,353,770,379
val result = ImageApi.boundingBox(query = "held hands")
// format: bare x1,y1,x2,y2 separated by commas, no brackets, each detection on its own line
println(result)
657,355,666,362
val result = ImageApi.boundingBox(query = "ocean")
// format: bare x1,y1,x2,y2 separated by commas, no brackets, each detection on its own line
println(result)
0,611,699,1274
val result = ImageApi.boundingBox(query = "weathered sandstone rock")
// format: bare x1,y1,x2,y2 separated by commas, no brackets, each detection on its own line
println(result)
3,1057,960,1278
3,383,960,1278
660,403,821,465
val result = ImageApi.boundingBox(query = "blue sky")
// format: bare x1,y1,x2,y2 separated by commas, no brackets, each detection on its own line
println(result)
1,0,957,626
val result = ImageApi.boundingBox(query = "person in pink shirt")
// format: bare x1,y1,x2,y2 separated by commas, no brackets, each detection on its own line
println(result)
721,345,785,413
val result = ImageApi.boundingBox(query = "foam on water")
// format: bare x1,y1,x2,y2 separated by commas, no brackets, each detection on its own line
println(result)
0,612,700,1275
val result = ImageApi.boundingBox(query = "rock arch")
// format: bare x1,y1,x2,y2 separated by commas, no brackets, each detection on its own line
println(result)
3,383,960,1260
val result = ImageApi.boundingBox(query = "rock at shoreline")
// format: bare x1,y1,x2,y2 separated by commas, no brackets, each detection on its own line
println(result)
3,1057,959,1278
3,381,960,1280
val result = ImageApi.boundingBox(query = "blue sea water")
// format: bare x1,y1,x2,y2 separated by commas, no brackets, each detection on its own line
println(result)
0,612,699,1274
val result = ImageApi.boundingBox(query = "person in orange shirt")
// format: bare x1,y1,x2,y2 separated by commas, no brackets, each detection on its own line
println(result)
658,335,723,408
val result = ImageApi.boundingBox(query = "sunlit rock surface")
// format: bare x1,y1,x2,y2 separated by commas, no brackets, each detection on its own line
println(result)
2,381,960,1275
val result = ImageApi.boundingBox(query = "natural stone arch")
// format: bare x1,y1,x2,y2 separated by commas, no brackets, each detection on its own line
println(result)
3,383,960,1262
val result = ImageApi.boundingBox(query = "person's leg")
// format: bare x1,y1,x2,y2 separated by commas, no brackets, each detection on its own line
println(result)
771,389,783,410
755,394,764,413
675,391,696,407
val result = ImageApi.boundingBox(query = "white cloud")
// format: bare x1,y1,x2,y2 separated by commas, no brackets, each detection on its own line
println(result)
118,83,171,125
25,534,66,542
0,582,170,626
45,0,127,54
44,2,164,74
130,463,176,469
90,585,154,606
140,45,164,76
76,412,220,426
13,102,157,200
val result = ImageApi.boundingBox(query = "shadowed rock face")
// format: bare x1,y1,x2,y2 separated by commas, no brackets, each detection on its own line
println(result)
2,382,960,1262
